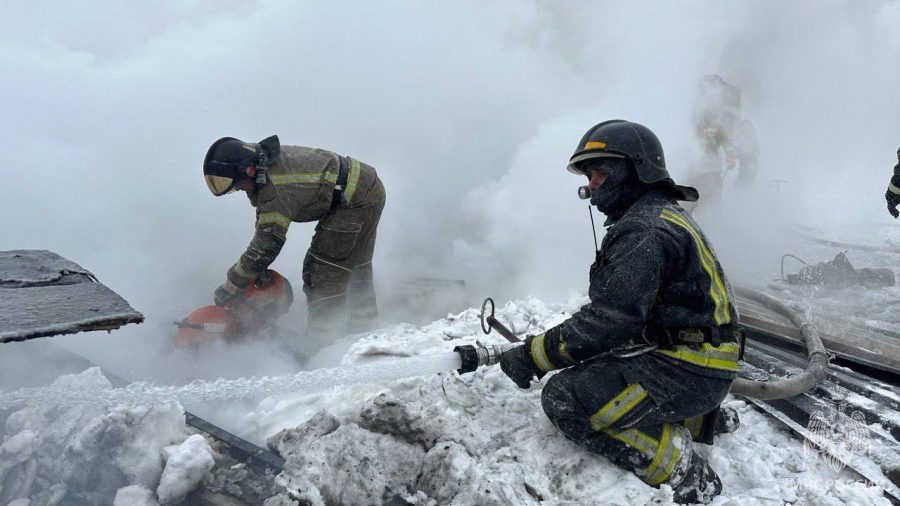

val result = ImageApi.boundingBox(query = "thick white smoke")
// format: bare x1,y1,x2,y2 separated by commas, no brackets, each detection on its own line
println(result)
2,0,899,383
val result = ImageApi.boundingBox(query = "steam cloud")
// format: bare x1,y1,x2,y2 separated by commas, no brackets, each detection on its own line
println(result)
2,0,899,385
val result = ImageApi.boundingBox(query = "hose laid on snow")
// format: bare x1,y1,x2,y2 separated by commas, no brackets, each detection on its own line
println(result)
729,287,829,400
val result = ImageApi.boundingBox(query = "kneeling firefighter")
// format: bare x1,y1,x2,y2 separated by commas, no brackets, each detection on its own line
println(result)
203,135,386,345
885,146,900,219
500,120,740,504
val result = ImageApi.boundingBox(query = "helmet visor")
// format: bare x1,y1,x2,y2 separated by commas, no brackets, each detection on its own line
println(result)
204,175,237,196
567,152,626,175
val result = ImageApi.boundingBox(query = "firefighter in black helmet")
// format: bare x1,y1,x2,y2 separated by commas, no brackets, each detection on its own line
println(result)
886,147,900,219
203,135,386,348
500,120,740,504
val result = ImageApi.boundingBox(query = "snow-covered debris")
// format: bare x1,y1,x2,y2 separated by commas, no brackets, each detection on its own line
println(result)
157,434,216,504
255,298,893,505
0,367,190,505
114,484,158,506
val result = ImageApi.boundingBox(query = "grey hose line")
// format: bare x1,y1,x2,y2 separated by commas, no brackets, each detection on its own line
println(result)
730,287,829,400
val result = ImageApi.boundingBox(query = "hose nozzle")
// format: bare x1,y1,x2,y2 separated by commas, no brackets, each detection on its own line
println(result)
454,342,516,374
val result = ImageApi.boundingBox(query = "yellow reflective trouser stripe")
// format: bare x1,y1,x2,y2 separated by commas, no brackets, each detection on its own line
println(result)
233,260,254,279
684,415,703,440
889,182,900,195
269,172,339,185
343,158,361,205
604,428,658,460
655,342,740,371
590,383,648,431
258,212,291,231
643,423,683,486
659,209,731,324
530,332,556,372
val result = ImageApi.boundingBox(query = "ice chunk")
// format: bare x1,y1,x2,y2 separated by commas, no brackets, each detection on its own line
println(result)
157,434,215,504
114,484,158,506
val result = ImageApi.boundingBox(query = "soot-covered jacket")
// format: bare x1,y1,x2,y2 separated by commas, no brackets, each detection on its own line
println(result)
529,190,740,377
225,145,377,288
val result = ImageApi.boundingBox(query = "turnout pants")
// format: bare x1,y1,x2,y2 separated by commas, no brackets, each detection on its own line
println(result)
302,166,385,343
541,352,732,487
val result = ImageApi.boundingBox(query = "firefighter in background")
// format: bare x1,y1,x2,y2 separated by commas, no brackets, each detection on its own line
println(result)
886,147,900,219
203,135,385,346
500,120,740,504
687,75,759,212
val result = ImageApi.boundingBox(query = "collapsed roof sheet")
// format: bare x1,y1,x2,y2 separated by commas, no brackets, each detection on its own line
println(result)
0,250,144,343
736,292,900,376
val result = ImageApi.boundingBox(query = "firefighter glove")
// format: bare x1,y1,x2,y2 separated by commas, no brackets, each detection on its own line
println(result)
214,280,243,307
500,342,544,389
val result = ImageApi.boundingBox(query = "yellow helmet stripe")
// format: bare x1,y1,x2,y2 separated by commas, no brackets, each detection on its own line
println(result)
584,141,607,150
660,209,731,324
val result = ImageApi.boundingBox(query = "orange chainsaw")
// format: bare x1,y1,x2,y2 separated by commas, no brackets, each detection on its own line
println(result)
174,270,294,346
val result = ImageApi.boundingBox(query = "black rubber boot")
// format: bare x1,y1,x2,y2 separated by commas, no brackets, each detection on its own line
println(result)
671,450,723,504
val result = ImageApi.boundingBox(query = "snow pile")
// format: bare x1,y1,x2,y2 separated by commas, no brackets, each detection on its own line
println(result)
0,367,210,505
114,485,157,506
157,434,216,504
253,298,892,505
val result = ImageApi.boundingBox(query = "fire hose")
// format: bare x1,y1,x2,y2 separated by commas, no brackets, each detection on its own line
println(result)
456,293,828,401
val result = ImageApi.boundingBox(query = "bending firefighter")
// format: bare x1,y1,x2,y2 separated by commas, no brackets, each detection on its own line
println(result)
203,135,385,346
500,120,740,504
886,146,900,219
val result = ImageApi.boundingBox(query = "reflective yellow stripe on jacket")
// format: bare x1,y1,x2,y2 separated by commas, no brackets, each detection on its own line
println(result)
654,342,740,371
659,209,732,324
530,333,556,372
889,182,900,195
343,158,362,205
258,212,291,231
269,172,339,185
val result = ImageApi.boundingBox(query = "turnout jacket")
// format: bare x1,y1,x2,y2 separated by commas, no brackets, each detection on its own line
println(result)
889,161,900,196
225,145,378,288
530,190,739,378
